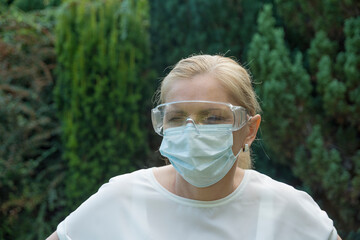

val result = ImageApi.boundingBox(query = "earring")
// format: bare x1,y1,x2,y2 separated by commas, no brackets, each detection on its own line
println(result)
243,144,249,152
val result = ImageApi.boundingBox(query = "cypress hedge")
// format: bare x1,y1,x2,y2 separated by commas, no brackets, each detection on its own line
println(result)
55,0,151,211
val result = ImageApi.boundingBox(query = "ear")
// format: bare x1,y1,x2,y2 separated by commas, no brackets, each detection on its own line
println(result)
245,114,261,146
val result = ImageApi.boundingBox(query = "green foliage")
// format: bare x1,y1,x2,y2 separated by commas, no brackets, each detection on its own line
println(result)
0,7,65,240
149,0,271,74
294,126,350,218
0,0,61,11
12,0,45,11
248,4,312,164
55,0,151,211
274,0,359,50
248,3,360,238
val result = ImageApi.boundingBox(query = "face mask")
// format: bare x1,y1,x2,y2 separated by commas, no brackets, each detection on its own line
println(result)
159,124,241,188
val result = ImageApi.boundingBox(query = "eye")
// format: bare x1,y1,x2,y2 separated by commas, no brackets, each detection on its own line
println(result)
168,116,185,122
203,115,226,124
164,112,187,127
199,108,233,125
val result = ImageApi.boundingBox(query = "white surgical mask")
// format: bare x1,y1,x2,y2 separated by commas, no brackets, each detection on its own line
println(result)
159,123,242,188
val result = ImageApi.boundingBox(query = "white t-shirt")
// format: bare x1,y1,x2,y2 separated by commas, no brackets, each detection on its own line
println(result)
57,168,338,240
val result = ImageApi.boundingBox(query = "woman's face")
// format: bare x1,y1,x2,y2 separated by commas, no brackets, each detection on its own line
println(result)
164,73,248,156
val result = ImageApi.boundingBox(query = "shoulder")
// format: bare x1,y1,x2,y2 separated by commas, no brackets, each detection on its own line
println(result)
72,168,152,210
56,168,154,239
245,169,301,198
71,168,151,203
245,170,337,239
67,168,154,219
99,168,151,192
245,169,322,211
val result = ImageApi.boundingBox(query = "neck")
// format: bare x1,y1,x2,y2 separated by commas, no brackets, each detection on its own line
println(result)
173,163,243,201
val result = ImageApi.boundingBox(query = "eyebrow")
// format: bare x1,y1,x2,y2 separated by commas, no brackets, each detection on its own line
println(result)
199,108,225,112
164,110,187,116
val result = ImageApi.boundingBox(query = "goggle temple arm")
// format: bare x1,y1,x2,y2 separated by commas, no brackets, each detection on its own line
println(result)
232,106,250,131
151,107,163,135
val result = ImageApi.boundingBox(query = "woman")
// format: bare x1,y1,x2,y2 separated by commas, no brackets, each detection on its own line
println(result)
48,55,341,240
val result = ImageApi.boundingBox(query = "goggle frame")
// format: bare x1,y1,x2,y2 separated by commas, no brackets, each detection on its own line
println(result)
151,100,251,136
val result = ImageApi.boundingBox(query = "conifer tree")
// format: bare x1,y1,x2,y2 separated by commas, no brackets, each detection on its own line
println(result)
55,0,151,211
149,0,271,74
248,3,360,238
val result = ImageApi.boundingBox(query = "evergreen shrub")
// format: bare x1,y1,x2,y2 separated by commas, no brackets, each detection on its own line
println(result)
248,4,360,238
149,0,271,74
55,0,151,211
0,7,64,240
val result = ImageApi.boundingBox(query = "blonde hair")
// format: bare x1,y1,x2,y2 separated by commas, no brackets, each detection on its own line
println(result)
157,55,261,168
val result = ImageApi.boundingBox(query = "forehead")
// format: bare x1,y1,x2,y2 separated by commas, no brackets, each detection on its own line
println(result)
164,74,233,104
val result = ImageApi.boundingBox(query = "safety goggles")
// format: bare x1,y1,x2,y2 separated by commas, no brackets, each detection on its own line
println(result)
151,100,250,136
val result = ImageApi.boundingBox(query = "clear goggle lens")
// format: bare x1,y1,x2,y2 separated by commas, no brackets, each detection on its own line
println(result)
151,101,250,136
